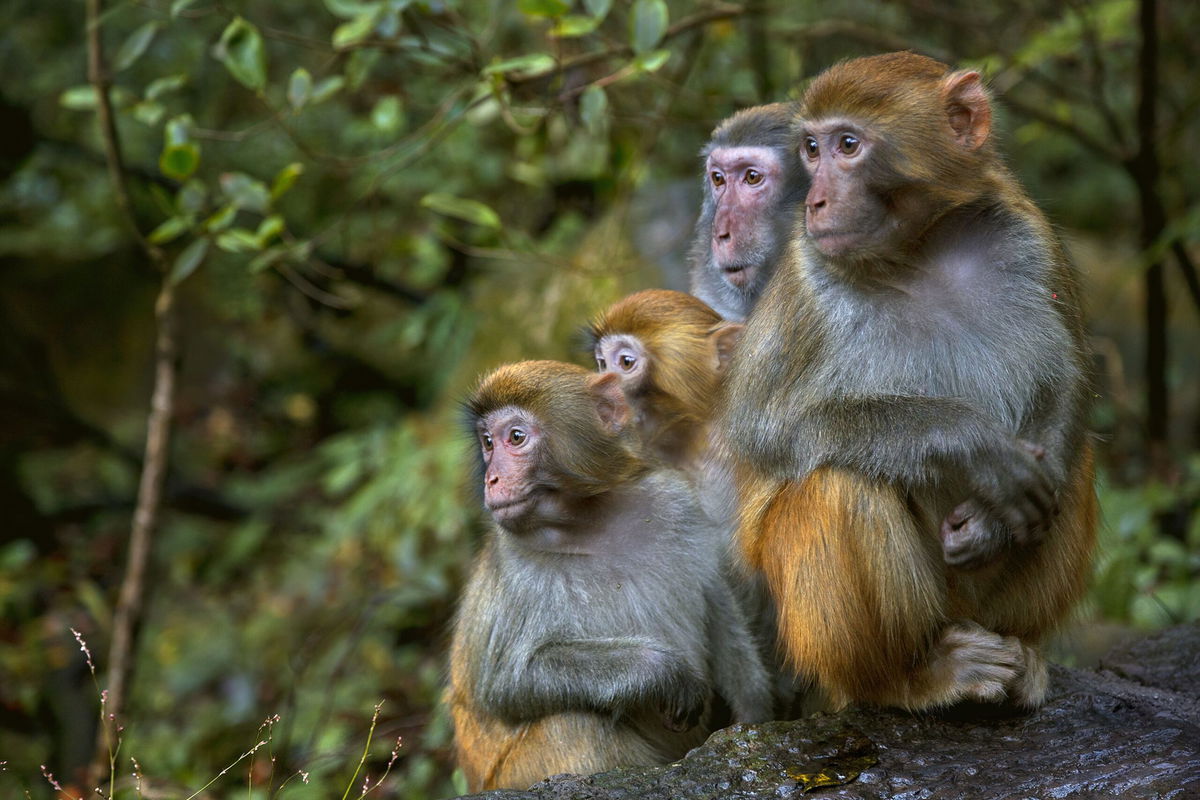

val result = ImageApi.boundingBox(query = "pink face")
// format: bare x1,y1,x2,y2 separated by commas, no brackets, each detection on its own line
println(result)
594,335,649,394
707,146,785,287
478,406,545,528
800,120,892,259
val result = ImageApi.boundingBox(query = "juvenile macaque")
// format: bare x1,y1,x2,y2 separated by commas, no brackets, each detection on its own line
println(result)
448,361,771,791
587,289,742,472
690,102,809,322
722,52,1097,711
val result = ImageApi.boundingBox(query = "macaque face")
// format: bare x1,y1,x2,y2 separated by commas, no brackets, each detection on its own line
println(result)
800,120,895,259
594,335,650,395
706,145,786,290
477,406,547,529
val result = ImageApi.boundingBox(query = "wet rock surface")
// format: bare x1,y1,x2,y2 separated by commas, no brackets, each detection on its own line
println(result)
456,624,1200,799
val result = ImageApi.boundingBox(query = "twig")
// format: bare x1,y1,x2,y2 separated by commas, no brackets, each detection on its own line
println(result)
1172,240,1200,315
85,0,182,783
507,2,756,85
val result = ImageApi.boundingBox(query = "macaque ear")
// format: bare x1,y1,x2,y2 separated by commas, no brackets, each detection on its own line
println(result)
589,372,631,433
942,70,991,151
709,323,745,373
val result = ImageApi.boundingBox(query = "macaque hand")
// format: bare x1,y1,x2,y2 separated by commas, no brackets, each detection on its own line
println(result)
963,438,1058,546
658,669,707,733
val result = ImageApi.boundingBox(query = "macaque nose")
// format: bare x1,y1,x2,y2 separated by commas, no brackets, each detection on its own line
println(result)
487,473,499,486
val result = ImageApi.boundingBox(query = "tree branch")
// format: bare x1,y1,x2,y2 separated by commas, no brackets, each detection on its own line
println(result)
507,3,756,86
86,0,181,784
1172,240,1200,316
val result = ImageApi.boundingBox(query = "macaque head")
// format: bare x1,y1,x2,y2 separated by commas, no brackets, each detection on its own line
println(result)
698,103,807,303
798,52,994,262
587,290,743,427
467,361,641,533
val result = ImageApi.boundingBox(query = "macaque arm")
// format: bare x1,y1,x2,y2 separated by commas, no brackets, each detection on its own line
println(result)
755,394,1010,483
481,637,707,727
704,582,773,723
750,394,1056,539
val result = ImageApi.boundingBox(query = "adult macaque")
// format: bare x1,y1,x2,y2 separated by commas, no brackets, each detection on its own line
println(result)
448,361,771,791
587,290,742,472
690,102,809,322
723,52,1097,711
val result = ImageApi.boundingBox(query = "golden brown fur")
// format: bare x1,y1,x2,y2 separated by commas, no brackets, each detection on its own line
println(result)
587,290,740,469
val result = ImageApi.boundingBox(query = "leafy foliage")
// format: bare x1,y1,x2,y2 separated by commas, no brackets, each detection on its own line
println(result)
0,1,1196,798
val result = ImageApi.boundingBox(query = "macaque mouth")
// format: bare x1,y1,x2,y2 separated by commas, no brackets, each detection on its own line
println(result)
720,263,756,287
486,494,537,520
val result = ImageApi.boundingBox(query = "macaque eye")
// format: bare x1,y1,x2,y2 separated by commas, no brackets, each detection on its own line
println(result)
711,171,725,187
597,356,607,370
839,133,860,155
745,168,763,185
508,428,527,446
804,136,819,158
620,354,636,370
482,433,493,451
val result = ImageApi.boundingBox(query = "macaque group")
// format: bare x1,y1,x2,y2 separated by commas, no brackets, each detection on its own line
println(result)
448,51,1096,791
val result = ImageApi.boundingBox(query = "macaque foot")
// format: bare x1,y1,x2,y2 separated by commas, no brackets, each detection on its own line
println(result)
926,621,1025,706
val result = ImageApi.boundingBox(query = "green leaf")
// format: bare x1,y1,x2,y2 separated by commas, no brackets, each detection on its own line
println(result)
146,73,188,101
220,172,271,213
583,0,612,18
311,75,345,103
482,53,556,79
160,143,200,181
131,100,165,126
248,247,286,273
579,85,607,134
114,21,160,72
333,11,379,50
176,179,207,214
271,162,305,199
255,214,286,245
371,95,403,133
324,0,378,19
164,113,194,146
629,0,668,54
203,204,237,233
148,216,191,245
170,0,198,16
345,48,381,89
420,193,501,229
214,17,268,92
216,228,262,253
633,48,670,73
288,68,312,110
551,15,600,37
60,86,99,111
170,237,210,285
518,0,568,17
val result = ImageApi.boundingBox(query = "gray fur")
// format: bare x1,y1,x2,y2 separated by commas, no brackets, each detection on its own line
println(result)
454,468,772,744
723,199,1091,544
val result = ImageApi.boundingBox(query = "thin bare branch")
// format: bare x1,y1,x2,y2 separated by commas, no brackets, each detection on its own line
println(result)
85,0,181,784
1172,240,1200,315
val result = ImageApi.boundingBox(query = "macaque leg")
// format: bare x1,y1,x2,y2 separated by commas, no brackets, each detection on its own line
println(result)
947,443,1098,707
450,694,663,791
745,466,1046,710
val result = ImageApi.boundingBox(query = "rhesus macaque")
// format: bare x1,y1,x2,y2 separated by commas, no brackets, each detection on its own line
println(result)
722,52,1097,711
448,361,771,791
690,102,809,322
587,289,742,472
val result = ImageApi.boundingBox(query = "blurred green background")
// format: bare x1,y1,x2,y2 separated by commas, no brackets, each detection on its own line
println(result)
1,1,1197,798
